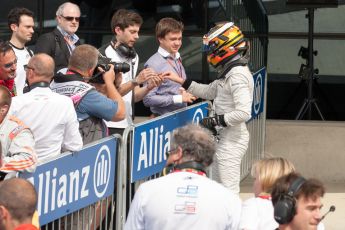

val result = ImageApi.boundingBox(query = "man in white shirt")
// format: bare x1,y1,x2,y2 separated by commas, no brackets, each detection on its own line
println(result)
7,7,34,95
125,124,241,230
10,53,82,163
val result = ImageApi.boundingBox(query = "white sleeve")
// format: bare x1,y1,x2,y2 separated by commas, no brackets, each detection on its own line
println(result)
62,99,83,151
223,72,253,126
187,80,218,100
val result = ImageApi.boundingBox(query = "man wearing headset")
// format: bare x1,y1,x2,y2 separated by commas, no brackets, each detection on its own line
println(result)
271,172,325,230
99,9,162,135
125,124,241,230
164,22,254,194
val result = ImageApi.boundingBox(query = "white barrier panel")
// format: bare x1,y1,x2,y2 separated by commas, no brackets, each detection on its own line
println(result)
20,136,118,226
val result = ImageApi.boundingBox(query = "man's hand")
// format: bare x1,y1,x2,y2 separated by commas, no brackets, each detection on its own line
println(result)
180,88,197,103
136,68,158,85
147,74,163,90
162,71,184,84
102,64,116,84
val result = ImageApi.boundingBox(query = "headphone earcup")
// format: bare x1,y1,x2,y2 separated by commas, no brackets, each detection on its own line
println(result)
274,195,296,224
115,43,137,59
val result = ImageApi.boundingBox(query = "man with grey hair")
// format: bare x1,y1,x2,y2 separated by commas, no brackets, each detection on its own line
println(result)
125,123,242,230
10,53,83,163
50,44,125,144
35,2,81,73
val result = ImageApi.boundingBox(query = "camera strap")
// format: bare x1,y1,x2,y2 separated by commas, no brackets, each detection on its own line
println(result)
131,60,135,121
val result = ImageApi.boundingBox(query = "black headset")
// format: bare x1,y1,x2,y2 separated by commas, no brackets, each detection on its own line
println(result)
274,176,306,224
114,42,137,60
23,81,50,94
163,161,207,176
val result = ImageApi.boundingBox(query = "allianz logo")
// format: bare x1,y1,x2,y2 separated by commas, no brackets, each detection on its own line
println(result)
28,145,112,215
253,73,262,114
136,107,206,171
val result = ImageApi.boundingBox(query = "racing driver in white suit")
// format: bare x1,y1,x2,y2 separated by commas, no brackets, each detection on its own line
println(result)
163,22,254,194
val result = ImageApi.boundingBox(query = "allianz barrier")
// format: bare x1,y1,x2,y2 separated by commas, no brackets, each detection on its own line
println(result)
17,68,266,229
20,136,120,229
119,67,266,228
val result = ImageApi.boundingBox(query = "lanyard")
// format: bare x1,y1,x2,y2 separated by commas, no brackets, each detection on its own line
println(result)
166,57,183,78
173,168,206,177
258,194,271,200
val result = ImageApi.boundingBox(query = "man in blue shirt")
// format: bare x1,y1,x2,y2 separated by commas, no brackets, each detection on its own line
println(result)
143,17,196,116
50,44,125,144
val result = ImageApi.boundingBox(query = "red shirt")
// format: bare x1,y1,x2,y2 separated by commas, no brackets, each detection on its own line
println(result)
14,224,39,230
0,79,15,96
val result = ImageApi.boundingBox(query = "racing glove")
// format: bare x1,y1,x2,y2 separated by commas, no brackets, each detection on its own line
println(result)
200,115,227,135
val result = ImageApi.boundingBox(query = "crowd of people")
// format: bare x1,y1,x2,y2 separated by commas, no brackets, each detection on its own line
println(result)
0,2,329,230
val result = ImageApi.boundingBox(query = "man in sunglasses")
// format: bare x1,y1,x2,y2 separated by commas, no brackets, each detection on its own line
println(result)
7,7,35,96
35,2,81,73
0,41,17,96
10,53,83,163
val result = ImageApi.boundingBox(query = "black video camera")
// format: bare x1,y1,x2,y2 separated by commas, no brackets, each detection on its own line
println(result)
90,55,130,84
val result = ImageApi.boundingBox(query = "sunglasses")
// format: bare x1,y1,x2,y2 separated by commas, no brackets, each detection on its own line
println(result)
3,59,17,69
24,64,34,71
61,15,80,22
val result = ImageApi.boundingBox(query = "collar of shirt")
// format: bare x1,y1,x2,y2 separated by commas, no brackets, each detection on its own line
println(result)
57,26,79,45
158,46,181,60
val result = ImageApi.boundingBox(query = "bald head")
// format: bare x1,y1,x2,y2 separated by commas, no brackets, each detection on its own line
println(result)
28,53,55,81
0,178,37,222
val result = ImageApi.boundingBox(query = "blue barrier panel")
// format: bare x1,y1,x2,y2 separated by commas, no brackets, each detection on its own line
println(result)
20,137,117,226
131,102,209,182
251,67,266,119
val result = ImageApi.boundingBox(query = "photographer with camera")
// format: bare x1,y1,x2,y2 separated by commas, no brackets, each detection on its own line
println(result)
99,9,162,135
50,44,125,144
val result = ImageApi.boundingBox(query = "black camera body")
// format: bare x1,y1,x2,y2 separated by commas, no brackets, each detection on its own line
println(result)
90,55,130,84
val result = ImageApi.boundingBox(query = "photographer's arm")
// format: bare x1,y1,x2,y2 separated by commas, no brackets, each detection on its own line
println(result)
103,65,126,121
